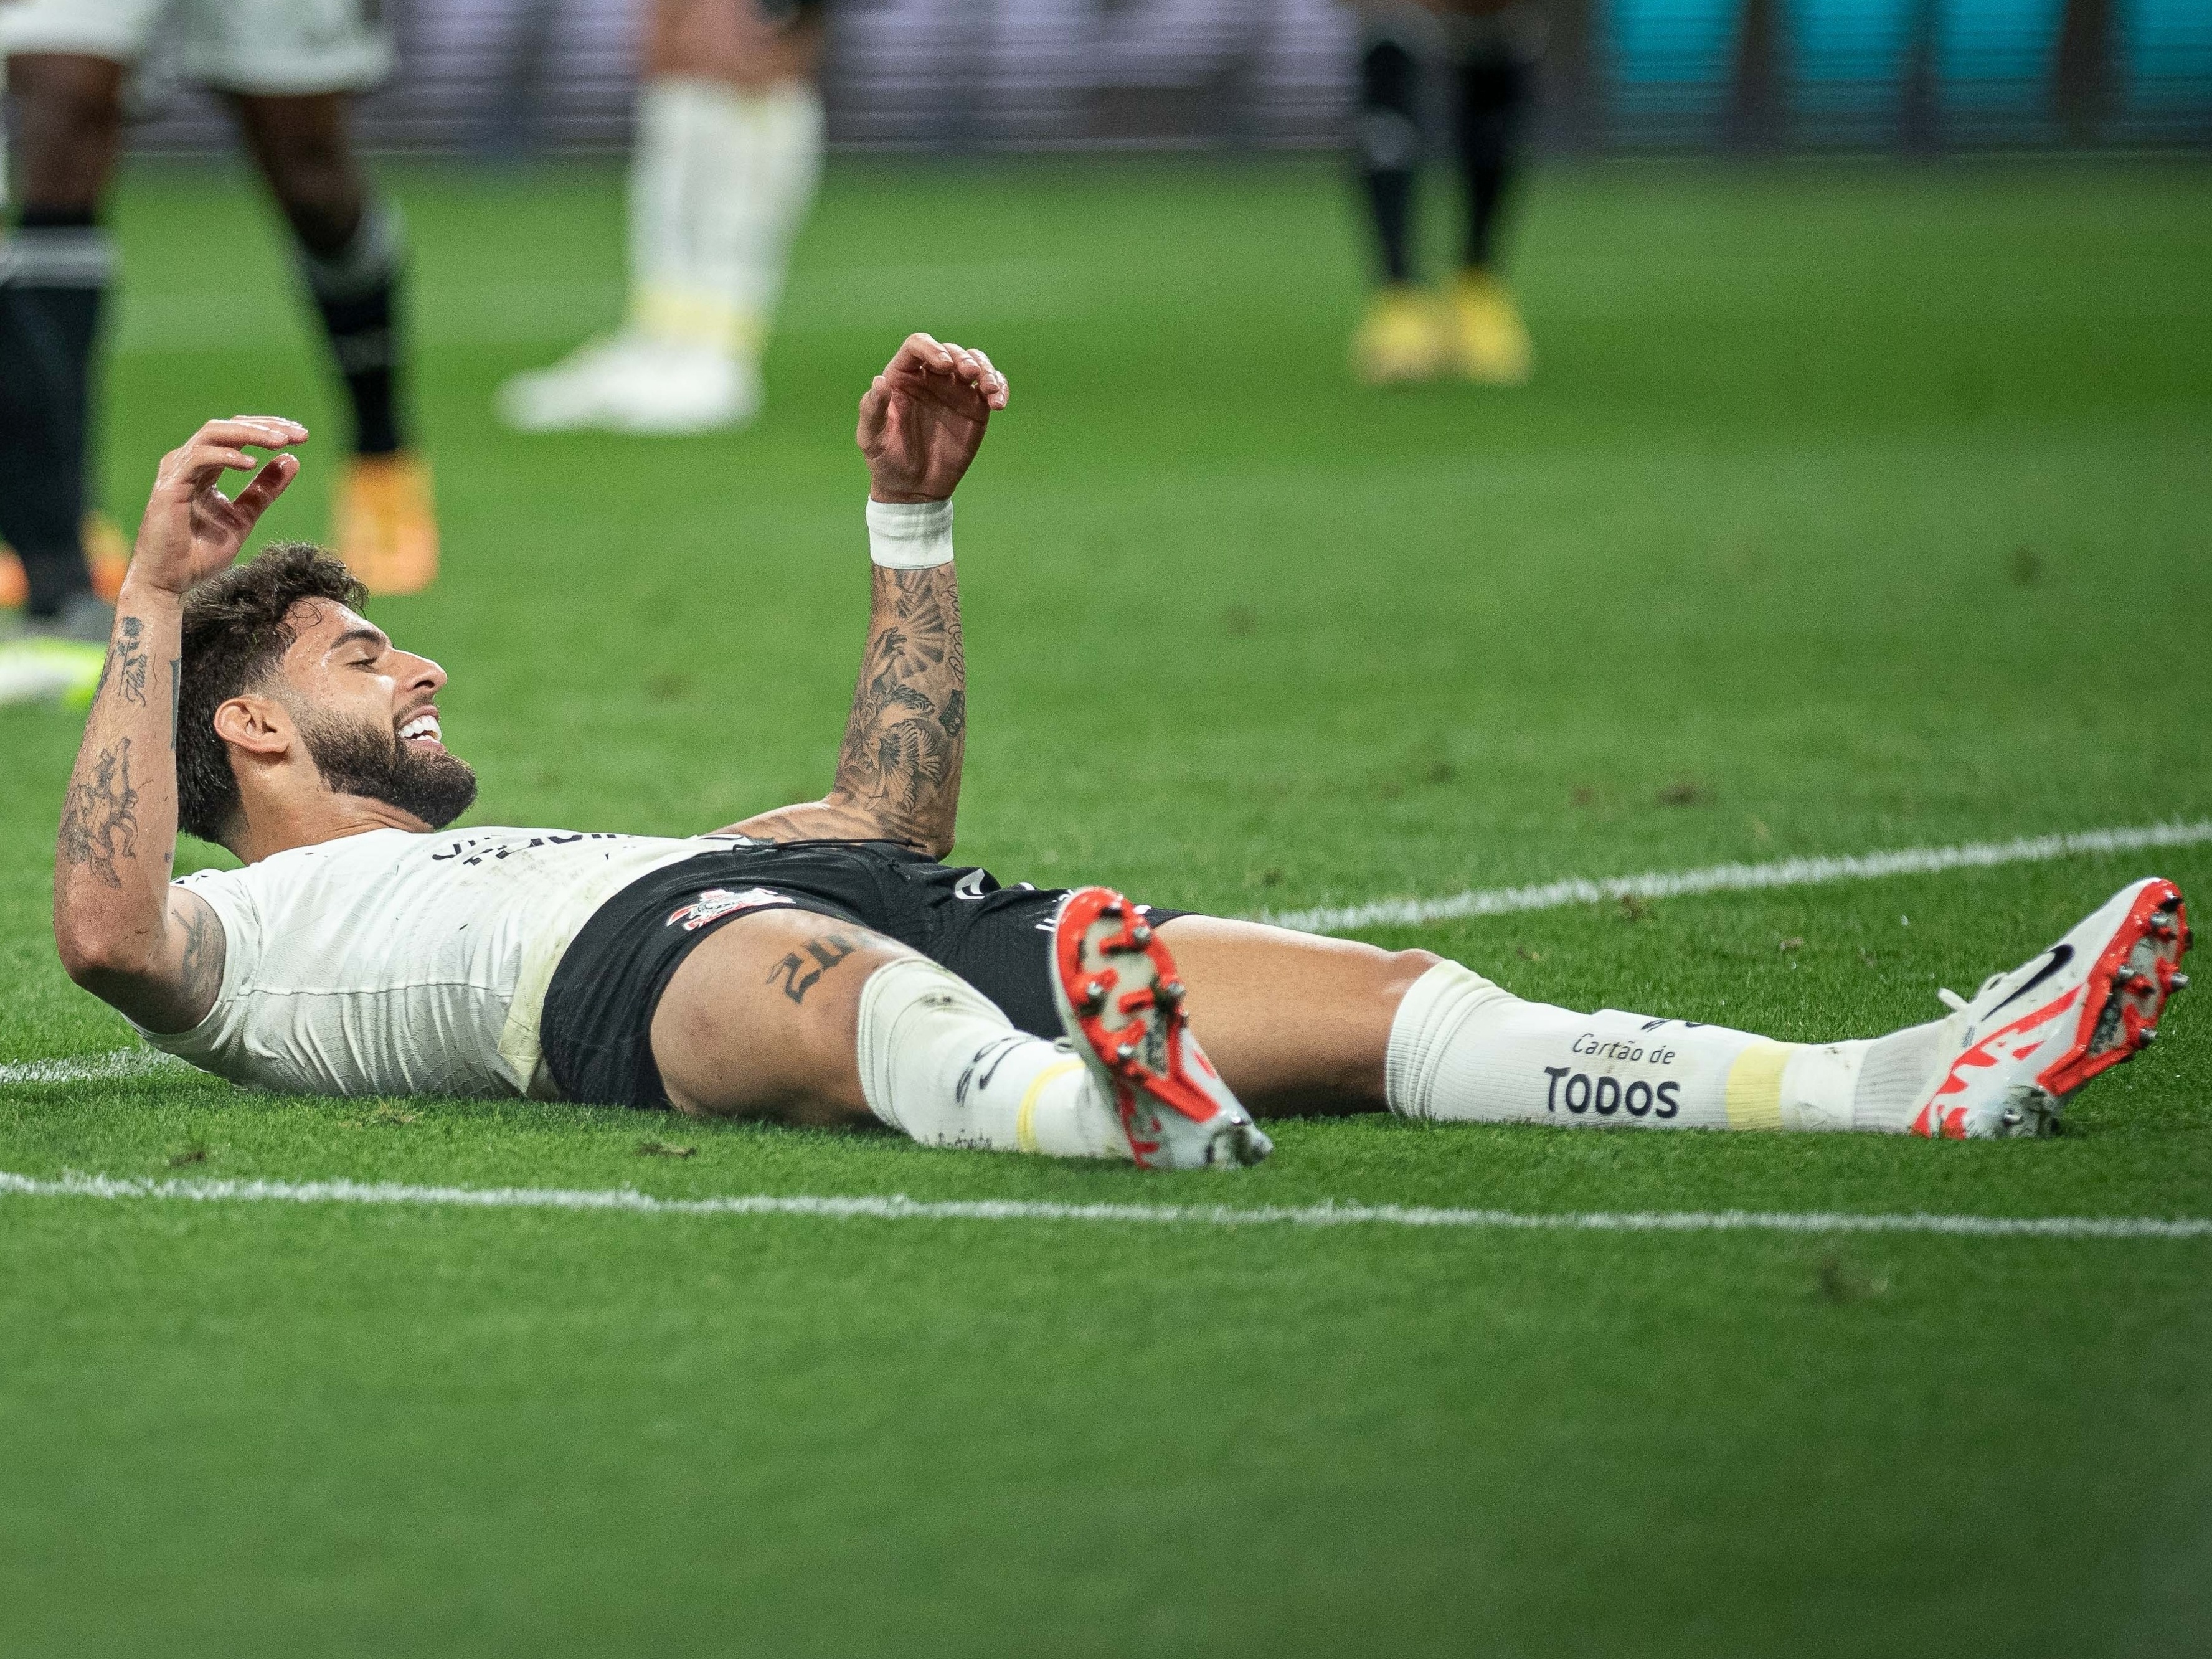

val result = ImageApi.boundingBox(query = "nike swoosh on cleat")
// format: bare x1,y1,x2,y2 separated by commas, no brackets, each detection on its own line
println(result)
1979,945,2071,1024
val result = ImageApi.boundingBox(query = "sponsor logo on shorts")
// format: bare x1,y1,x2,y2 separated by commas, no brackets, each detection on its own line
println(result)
666,887,795,932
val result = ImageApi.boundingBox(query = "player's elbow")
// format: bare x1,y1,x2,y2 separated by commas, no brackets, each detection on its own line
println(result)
54,923,157,990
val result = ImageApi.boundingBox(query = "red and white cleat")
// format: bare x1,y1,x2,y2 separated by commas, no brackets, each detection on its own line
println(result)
1050,886,1272,1170
1909,877,2191,1138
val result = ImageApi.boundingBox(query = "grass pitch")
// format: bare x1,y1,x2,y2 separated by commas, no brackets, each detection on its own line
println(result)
3,156,2210,1657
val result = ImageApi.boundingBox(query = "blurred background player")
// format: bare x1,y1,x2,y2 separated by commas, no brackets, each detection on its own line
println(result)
498,0,824,436
0,0,436,708
1347,0,1539,387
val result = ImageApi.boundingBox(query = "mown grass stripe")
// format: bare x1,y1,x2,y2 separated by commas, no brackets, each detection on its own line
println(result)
3,1170,2206,1239
1260,819,2212,935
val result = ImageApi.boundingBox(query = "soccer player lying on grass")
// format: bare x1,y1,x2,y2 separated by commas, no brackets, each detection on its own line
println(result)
51,337,2193,1169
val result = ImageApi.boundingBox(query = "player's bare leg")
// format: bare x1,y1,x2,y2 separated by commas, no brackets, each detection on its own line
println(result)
6,52,123,204
651,907,1153,1162
0,52,123,663
651,909,909,1126
230,92,437,596
1155,917,1435,1115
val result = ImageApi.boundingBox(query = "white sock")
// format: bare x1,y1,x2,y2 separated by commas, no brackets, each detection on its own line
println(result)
627,76,822,362
854,958,1129,1160
1385,961,1950,1134
626,78,695,338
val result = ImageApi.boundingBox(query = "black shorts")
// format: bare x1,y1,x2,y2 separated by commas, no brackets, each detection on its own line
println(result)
538,839,1190,1110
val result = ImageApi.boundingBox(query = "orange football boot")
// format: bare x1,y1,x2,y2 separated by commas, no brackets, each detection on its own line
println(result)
0,513,129,609
83,511,130,600
1049,886,1272,1169
336,451,440,596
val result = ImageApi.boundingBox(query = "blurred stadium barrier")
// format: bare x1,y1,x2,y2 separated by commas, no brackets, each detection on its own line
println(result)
110,0,2211,154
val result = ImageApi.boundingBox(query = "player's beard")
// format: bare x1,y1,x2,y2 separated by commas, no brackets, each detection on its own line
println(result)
296,708,479,830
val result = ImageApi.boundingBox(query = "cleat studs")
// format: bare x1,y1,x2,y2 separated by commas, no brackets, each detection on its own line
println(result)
2171,972,2190,993
1130,924,1153,947
2139,1026,2158,1046
1115,1041,1139,1064
2155,893,2182,913
1155,980,1186,1006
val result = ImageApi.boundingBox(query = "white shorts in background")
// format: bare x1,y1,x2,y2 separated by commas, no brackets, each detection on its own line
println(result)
0,0,393,96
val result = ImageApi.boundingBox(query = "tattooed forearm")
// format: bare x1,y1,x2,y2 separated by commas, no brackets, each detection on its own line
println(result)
57,739,142,890
766,930,868,1004
51,586,206,1031
107,615,150,707
830,565,967,849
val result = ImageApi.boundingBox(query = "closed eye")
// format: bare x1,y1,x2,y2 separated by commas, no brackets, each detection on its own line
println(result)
330,625,392,666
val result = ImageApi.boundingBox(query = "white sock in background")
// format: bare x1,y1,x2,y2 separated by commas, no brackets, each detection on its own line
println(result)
854,958,1130,1160
1384,960,1949,1133
625,78,694,336
627,76,824,365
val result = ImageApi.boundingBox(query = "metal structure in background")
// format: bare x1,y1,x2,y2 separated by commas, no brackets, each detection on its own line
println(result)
108,1,2212,154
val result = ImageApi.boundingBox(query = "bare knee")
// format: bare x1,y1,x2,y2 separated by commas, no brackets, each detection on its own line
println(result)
1325,948,1442,1107
646,0,823,88
7,55,125,207
1310,942,1444,1033
1379,948,1444,1003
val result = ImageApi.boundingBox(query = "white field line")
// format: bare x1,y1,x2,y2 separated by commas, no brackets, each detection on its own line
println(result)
1260,819,2212,935
1,1170,2207,1239
0,1049,189,1086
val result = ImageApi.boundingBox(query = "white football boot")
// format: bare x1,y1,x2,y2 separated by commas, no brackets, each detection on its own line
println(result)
1049,886,1272,1170
496,335,759,435
1907,877,2191,1138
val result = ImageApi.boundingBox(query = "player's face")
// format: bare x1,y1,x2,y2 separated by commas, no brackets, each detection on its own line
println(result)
274,600,478,829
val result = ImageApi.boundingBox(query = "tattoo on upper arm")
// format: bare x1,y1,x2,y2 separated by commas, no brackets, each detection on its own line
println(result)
766,930,867,1004
177,898,225,1007
57,739,142,889
836,570,965,823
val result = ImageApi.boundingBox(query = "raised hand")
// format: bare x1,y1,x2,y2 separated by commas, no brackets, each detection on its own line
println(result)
856,334,1009,503
131,417,308,597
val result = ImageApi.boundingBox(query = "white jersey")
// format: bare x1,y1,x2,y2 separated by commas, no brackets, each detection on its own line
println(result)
132,827,736,1100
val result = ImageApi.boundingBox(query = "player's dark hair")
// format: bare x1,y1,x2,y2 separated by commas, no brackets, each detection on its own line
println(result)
177,543,364,846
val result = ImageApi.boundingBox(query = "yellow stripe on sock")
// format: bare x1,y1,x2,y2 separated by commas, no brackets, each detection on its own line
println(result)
630,286,761,356
1724,1042,1797,1131
1016,1058,1083,1155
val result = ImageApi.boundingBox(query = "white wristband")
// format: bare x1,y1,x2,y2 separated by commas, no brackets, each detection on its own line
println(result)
867,497,954,569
